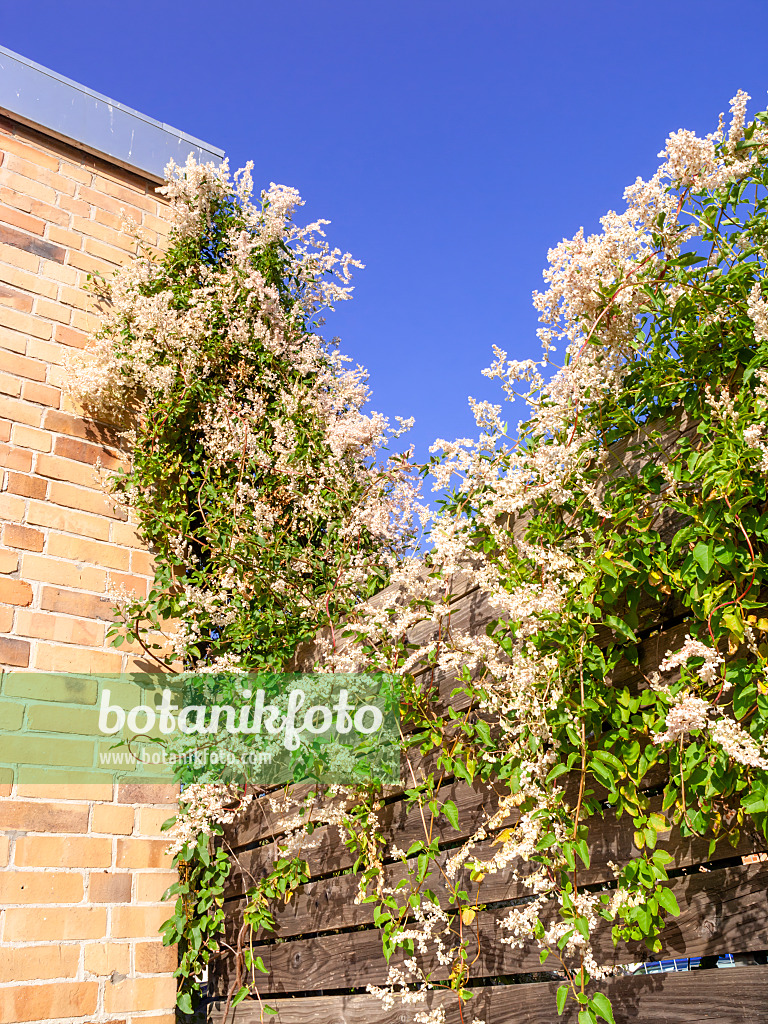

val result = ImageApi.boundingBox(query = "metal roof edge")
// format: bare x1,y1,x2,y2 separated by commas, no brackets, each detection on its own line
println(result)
0,44,224,182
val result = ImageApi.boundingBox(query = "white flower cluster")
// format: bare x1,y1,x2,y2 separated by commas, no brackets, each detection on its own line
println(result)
710,717,768,771
659,635,724,685
652,693,711,744
165,782,253,857
748,282,768,344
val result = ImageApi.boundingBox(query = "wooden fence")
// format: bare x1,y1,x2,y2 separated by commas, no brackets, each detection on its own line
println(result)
208,475,768,1021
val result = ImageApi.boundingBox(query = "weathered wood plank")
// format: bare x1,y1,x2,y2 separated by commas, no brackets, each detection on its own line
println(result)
226,777,509,891
214,863,768,997
224,799,767,935
209,964,768,1023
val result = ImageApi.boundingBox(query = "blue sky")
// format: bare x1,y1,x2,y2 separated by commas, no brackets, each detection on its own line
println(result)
4,0,768,463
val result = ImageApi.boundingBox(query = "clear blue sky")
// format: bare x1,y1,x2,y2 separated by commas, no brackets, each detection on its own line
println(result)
4,1,768,463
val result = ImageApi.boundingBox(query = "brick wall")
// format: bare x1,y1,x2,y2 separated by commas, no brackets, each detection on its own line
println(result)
0,115,179,1023
0,783,178,1024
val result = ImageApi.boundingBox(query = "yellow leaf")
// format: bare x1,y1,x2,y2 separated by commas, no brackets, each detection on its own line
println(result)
461,908,476,926
492,828,514,847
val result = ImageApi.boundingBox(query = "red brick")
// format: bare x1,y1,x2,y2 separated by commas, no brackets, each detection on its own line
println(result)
48,479,126,520
0,869,83,903
0,304,54,341
83,941,130,977
26,336,62,364
89,871,132,902
21,379,60,407
40,585,115,620
67,248,114,278
60,283,99,312
26,500,110,540
0,219,65,264
54,322,89,348
0,800,90,833
107,571,148,597
0,982,98,1022
47,224,82,250
134,940,178,973
3,523,44,551
39,257,78,286
0,491,24,519
0,371,21,397
58,192,92,218
71,308,100,333
0,636,30,666
131,550,155,576
21,553,106,591
0,238,40,273
0,442,33,471
35,297,72,326
0,394,43,427
90,175,157,213
0,135,61,172
0,578,32,606
15,609,104,646
16,834,112,868
77,185,145,221
12,423,52,451
34,643,122,673
4,155,76,196
3,906,105,942
54,433,121,469
47,532,129,570
117,783,178,805
0,165,55,207
0,204,45,237
43,408,121,446
109,905,174,942
0,185,70,229
0,326,27,354
6,470,47,497
0,261,58,299
91,803,134,834
35,452,101,487
0,944,79,983
0,549,19,572
0,282,33,310
136,870,177,902
0,351,46,383
111,520,143,547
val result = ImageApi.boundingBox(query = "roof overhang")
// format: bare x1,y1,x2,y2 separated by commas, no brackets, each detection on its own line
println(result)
0,44,224,182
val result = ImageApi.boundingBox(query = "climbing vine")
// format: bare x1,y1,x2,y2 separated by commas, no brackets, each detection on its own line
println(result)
72,90,768,1024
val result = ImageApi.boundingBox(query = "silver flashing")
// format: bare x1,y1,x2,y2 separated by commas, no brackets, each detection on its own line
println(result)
0,44,224,181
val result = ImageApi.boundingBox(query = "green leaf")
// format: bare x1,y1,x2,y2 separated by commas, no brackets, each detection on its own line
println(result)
443,799,460,832
604,614,638,642
176,992,193,1013
593,749,624,772
692,542,715,574
232,986,249,1007
591,992,616,1024
656,887,680,916
575,839,590,868
557,984,569,1015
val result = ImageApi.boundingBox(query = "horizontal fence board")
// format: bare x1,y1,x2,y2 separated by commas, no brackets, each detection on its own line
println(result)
224,804,767,935
209,963,768,1024
226,778,508,888
214,863,768,997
